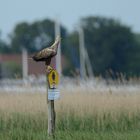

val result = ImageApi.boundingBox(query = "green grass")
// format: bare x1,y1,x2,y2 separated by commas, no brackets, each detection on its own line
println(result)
1,130,140,140
55,131,140,140
0,112,140,140
0,92,140,140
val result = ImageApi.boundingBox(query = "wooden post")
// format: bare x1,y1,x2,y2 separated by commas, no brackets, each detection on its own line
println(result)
48,100,55,135
46,64,56,137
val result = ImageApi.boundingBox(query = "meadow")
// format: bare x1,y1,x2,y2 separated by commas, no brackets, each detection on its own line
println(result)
0,84,140,140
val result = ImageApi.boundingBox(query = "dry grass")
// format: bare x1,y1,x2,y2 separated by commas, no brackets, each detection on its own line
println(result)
0,87,140,117
0,93,47,114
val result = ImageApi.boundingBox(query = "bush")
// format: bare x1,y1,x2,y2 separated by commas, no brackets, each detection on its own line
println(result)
0,61,22,78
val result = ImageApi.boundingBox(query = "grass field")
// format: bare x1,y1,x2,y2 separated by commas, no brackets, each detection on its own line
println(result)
0,86,140,140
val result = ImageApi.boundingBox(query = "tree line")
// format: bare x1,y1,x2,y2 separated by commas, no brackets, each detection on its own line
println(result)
0,16,140,77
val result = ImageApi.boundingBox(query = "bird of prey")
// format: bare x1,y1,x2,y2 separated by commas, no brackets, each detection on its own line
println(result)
32,36,61,65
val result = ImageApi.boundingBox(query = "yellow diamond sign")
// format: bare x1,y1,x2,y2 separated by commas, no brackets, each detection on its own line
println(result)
48,69,59,89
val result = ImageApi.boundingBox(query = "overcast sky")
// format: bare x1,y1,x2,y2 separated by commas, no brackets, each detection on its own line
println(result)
0,0,140,39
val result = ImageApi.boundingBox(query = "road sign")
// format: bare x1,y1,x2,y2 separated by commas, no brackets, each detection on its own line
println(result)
48,89,60,100
48,69,59,89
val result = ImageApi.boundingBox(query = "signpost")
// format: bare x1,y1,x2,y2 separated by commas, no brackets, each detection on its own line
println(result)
32,36,61,137
46,66,59,136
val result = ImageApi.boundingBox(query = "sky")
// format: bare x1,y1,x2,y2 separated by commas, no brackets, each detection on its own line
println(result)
0,0,140,40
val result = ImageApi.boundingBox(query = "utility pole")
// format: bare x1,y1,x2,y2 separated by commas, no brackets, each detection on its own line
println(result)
84,47,94,78
79,27,87,80
22,47,28,79
79,26,94,79
55,19,62,77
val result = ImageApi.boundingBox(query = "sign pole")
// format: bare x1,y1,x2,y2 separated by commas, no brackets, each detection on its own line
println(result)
32,36,61,138
46,64,56,137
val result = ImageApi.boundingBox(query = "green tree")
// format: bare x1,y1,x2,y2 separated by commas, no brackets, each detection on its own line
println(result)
0,34,11,53
10,22,31,52
124,34,140,76
0,61,22,78
10,19,67,53
80,16,140,77
64,31,80,76
10,19,72,76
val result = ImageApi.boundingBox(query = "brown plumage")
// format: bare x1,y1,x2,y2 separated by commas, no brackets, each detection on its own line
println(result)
32,36,61,63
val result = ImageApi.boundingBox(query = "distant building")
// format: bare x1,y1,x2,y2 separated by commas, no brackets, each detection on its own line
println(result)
0,54,56,78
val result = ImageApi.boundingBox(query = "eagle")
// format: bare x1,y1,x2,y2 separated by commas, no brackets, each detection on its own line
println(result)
32,36,61,65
